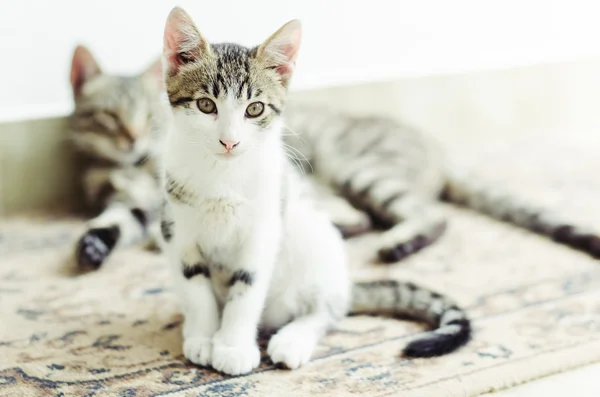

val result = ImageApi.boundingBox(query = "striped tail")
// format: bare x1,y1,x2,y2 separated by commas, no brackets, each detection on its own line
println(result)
443,169,600,258
351,280,471,357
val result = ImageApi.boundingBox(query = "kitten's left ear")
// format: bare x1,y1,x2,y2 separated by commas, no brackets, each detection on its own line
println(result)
140,57,164,91
162,7,210,76
256,19,302,87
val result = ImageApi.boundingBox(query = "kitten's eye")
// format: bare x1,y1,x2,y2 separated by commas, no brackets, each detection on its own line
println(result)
245,102,264,118
197,98,217,114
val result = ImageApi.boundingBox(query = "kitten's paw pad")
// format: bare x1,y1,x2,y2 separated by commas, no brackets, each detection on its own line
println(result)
267,331,315,370
183,336,212,366
211,340,260,376
75,226,120,269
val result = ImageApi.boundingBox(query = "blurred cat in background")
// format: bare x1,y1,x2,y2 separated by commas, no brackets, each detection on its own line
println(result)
68,46,166,269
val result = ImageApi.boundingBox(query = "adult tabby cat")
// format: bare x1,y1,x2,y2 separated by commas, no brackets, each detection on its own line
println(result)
158,7,470,374
68,43,600,270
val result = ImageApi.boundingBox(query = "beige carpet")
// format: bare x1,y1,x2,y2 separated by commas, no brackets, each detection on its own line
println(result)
1,129,600,396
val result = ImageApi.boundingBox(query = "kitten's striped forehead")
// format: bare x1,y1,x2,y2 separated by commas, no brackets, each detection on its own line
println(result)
209,43,253,99
166,43,286,109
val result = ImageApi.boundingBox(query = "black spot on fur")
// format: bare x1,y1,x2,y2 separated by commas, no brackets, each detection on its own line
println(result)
183,263,210,279
131,208,147,228
228,270,254,287
160,220,174,242
76,226,120,269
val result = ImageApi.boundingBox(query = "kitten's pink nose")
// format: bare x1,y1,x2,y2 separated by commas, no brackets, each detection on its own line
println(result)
219,139,240,151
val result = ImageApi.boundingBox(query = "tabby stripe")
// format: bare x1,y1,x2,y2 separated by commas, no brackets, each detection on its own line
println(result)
212,79,221,97
183,263,210,279
268,104,281,115
228,270,254,286
355,133,385,157
160,219,174,242
169,97,194,107
165,173,195,205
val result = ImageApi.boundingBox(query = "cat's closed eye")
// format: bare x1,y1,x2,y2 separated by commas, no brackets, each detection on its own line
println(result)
246,102,264,118
197,98,217,114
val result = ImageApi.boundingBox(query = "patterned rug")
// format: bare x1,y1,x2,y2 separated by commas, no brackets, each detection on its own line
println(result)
1,128,600,396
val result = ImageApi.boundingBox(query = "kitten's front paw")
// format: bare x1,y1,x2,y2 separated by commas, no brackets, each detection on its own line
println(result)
267,330,315,369
211,336,260,376
76,226,120,269
184,336,213,366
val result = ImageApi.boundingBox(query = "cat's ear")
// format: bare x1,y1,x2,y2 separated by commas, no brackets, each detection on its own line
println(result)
70,45,102,97
256,20,302,86
140,57,164,91
162,7,210,76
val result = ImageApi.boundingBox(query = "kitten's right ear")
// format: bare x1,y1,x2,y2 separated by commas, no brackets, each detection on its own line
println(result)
70,45,101,97
163,7,210,76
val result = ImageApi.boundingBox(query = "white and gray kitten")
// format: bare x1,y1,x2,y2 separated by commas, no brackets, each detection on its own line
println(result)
159,7,470,375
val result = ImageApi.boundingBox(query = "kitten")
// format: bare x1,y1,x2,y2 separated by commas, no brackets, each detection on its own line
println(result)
68,46,167,268
159,7,470,375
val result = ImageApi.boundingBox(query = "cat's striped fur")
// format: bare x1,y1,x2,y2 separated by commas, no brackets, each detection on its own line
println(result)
283,104,600,261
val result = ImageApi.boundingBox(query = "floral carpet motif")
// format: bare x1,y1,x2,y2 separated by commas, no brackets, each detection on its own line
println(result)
2,129,600,396
1,207,599,397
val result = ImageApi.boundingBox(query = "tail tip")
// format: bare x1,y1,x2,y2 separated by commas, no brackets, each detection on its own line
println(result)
402,322,472,358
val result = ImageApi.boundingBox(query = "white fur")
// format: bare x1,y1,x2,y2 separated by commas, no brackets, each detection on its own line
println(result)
161,88,350,375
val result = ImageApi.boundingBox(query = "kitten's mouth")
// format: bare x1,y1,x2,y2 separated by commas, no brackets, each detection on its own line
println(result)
218,151,237,159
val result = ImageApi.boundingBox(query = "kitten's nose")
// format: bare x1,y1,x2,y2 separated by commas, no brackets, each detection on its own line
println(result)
219,139,240,151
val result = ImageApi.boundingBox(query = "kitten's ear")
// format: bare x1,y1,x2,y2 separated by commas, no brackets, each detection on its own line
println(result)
141,57,164,91
70,45,102,97
256,20,302,87
162,7,210,76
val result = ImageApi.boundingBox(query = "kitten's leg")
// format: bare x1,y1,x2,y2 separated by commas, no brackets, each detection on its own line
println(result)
211,272,268,375
211,222,278,375
76,168,161,269
172,244,220,367
304,176,371,238
267,310,334,369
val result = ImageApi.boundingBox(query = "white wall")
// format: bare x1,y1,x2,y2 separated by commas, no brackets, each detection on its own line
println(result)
1,0,600,121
